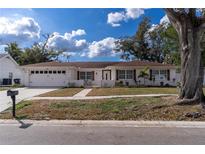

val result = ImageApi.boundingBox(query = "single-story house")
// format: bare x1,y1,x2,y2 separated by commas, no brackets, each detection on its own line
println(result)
0,54,24,86
3,53,205,88
21,61,178,87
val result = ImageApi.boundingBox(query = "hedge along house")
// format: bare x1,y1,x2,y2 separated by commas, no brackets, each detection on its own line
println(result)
21,61,177,87
0,54,24,86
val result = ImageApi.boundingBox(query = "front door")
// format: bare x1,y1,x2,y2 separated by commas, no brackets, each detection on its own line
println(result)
102,70,111,80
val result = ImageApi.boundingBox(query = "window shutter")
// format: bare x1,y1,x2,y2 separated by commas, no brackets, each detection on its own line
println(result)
133,69,136,81
149,69,152,80
77,71,80,80
116,70,119,80
167,70,170,81
92,71,95,80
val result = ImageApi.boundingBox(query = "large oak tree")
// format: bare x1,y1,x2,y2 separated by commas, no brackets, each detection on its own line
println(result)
165,9,205,106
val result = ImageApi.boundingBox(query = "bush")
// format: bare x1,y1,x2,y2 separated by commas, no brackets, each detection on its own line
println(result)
115,81,124,87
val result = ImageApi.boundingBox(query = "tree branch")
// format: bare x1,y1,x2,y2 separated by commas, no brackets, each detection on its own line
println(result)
164,9,181,23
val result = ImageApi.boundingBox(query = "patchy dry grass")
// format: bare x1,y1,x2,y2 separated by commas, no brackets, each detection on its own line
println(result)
0,87,13,91
87,87,179,96
37,88,83,97
1,96,205,121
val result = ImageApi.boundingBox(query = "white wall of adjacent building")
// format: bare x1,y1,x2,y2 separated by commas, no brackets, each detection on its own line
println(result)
0,55,24,85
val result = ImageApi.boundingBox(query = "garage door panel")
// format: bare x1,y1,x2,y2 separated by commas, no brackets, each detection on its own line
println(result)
29,74,67,87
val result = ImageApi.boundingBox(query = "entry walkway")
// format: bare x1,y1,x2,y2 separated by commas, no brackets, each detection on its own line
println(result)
73,88,92,97
28,94,177,101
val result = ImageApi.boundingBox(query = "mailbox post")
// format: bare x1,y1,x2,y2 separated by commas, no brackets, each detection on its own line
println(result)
7,90,19,118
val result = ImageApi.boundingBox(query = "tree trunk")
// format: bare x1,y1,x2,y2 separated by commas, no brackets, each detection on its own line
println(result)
177,22,205,105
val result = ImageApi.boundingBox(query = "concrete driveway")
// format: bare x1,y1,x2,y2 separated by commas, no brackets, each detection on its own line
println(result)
0,87,57,112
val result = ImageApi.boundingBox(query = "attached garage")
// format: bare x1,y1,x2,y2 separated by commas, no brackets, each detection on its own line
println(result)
28,69,68,87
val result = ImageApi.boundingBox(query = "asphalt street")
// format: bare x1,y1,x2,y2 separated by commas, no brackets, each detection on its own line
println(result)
0,122,205,145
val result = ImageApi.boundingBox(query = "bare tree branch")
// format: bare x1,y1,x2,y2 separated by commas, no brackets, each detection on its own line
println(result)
164,9,181,23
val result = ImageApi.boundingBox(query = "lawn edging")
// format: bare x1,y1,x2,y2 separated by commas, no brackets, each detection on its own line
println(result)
1,120,205,128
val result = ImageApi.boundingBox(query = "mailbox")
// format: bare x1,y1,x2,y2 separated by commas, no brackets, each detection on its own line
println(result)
7,90,19,97
7,90,19,118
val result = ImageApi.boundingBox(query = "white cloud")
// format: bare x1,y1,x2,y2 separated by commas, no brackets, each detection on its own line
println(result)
125,8,145,19
107,12,125,27
0,17,40,44
160,15,170,25
148,15,170,33
64,29,86,40
107,8,145,27
47,29,88,52
87,37,117,58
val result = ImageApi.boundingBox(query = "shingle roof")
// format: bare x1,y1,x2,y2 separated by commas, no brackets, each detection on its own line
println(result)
0,54,7,59
112,61,174,67
21,60,175,68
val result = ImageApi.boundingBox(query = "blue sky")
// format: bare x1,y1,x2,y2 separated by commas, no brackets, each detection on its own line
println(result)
0,8,166,61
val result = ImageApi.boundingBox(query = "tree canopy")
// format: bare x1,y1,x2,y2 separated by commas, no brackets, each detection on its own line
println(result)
4,34,63,65
115,16,181,65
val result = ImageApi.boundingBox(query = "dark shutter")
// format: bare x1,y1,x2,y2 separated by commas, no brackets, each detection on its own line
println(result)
116,70,119,80
102,70,104,80
149,69,152,80
110,70,111,80
167,70,170,81
133,69,136,81
92,71,95,80
77,71,80,80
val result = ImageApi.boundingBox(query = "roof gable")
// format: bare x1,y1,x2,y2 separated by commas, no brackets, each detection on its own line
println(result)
0,54,19,66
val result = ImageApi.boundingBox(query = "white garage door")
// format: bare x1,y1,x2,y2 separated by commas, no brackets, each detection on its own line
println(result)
29,71,67,87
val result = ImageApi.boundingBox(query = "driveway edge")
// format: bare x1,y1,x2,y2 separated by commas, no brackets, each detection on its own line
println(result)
0,120,205,128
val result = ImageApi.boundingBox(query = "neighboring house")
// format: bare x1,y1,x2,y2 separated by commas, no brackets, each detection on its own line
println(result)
0,54,24,86
21,61,178,87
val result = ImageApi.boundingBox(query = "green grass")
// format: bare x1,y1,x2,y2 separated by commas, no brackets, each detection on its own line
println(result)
1,96,205,121
87,87,179,96
0,87,11,91
37,88,83,97
0,85,24,91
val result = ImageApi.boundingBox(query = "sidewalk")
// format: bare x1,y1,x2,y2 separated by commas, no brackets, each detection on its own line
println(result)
1,120,205,128
28,94,177,100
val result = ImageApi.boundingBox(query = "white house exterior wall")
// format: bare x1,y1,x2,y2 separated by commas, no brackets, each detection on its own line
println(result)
0,56,24,85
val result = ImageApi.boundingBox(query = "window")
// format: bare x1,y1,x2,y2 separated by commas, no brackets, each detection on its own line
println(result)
126,70,133,79
152,70,159,76
58,71,61,74
31,71,34,74
118,70,133,79
44,71,48,74
151,70,168,80
79,72,86,80
35,71,39,74
53,71,57,74
160,70,167,79
62,71,66,74
118,70,125,79
79,72,94,80
87,72,93,80
49,71,52,74
40,71,43,74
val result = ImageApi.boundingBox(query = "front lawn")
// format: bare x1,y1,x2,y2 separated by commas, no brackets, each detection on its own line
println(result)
0,87,13,91
1,96,205,121
37,88,83,97
87,87,179,96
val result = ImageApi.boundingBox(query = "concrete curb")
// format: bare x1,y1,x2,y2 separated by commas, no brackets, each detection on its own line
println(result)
0,120,205,128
